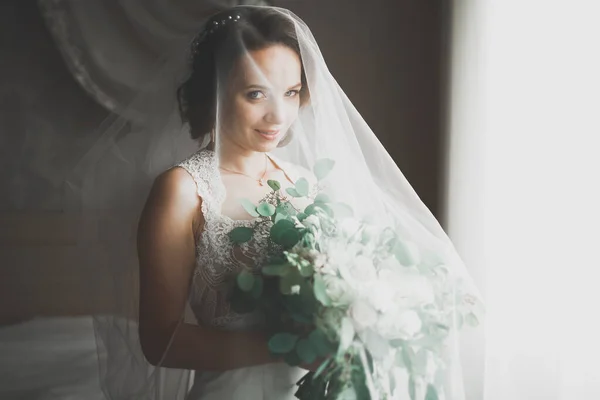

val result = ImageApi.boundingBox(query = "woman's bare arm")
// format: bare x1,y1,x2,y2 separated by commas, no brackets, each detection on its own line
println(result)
137,167,278,370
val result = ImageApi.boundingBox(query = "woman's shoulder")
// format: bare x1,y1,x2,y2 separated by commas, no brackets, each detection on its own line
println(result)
137,167,201,238
151,167,200,209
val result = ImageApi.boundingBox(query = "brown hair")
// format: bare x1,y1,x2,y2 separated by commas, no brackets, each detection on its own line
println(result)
177,6,309,144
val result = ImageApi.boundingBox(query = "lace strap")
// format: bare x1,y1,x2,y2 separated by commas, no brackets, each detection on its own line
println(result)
175,149,223,214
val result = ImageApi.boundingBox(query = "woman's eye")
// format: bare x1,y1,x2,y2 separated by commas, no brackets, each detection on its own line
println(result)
286,90,300,97
247,91,265,100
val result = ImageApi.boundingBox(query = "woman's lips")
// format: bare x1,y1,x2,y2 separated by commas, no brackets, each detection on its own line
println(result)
255,129,280,140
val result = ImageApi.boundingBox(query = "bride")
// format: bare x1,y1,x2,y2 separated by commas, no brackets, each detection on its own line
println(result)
83,5,481,400
138,7,319,399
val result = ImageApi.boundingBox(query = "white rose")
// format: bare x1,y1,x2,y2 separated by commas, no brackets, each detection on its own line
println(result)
326,241,353,266
339,218,361,237
323,275,354,306
395,310,422,339
381,268,434,307
350,255,377,283
377,309,422,340
375,310,399,339
366,279,396,313
394,240,421,267
305,249,332,274
320,262,338,276
379,256,402,271
350,300,378,331
307,250,326,267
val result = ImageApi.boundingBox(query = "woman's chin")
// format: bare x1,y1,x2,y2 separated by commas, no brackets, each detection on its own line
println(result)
252,136,282,152
254,141,280,153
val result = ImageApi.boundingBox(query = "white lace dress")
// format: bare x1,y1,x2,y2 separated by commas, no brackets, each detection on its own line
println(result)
175,148,306,400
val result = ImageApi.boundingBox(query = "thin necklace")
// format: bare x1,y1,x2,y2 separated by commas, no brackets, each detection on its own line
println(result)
219,154,269,186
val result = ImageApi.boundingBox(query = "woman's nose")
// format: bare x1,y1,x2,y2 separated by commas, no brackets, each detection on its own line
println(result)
264,99,285,124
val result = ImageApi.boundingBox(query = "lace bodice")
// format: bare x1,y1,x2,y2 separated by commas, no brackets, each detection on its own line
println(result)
175,149,297,329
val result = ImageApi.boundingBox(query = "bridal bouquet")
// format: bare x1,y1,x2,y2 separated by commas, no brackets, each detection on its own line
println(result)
227,160,481,400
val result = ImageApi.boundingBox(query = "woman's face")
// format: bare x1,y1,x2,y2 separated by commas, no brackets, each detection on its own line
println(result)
217,44,302,153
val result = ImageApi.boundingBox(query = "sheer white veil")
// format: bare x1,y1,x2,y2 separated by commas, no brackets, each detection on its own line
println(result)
66,5,483,399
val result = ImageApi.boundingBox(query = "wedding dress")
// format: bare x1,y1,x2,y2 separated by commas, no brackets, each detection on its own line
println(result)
176,148,305,399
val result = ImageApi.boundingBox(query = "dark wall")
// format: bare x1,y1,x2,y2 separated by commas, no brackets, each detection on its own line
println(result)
278,0,450,216
0,0,450,322
0,1,108,211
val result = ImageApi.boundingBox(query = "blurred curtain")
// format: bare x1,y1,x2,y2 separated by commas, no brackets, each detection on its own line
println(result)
446,1,600,399
38,0,270,120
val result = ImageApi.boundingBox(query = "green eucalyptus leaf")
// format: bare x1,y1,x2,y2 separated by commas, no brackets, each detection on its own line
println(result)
313,358,332,379
313,159,335,181
426,384,439,400
414,348,430,375
313,275,332,306
297,212,308,221
262,263,292,277
304,204,320,216
274,213,288,224
393,240,421,267
283,350,302,366
286,187,302,198
228,227,254,244
236,270,255,292
299,291,318,316
314,193,330,204
395,348,407,368
409,375,416,400
269,333,299,354
240,199,259,217
251,275,263,299
299,263,314,278
280,270,303,295
402,345,416,372
302,232,316,248
351,364,370,400
296,338,317,364
295,178,310,197
257,202,276,217
283,292,305,314
338,317,355,355
267,179,281,191
269,255,287,265
329,202,354,219
276,201,297,216
284,284,317,315
465,312,480,327
271,219,296,242
290,312,313,324
280,229,301,249
318,203,334,218
308,329,333,358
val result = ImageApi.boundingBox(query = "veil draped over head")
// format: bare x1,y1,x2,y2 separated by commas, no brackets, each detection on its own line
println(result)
67,5,483,399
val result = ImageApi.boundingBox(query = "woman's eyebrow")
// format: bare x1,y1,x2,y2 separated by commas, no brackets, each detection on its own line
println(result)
244,83,302,90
